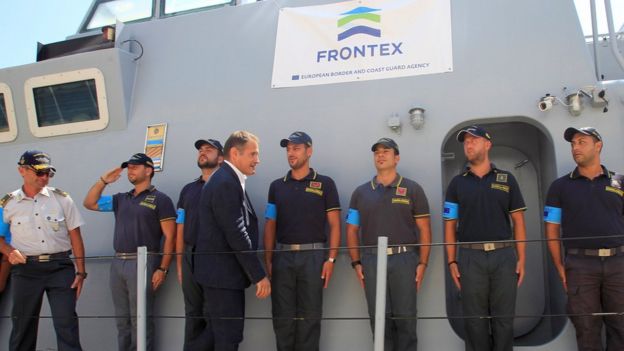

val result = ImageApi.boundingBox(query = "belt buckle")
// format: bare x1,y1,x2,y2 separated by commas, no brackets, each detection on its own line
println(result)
386,248,394,255
483,243,496,251
598,248,612,257
38,254,51,263
291,244,301,251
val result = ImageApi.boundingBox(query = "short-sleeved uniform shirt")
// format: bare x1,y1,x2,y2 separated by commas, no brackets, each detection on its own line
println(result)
176,177,205,246
264,169,340,244
443,166,526,242
98,186,176,253
346,174,430,246
544,166,624,249
0,186,84,256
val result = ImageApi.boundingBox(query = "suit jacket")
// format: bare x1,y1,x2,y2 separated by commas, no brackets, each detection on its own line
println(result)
194,162,266,289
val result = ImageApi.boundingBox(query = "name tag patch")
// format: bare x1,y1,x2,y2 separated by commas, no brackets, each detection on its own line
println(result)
140,202,156,210
305,188,323,196
605,186,624,197
392,198,410,205
491,183,509,193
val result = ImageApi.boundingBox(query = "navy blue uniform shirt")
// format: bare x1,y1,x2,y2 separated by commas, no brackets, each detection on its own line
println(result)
111,186,176,252
544,166,624,249
176,177,205,246
444,165,526,242
265,169,340,244
347,174,430,246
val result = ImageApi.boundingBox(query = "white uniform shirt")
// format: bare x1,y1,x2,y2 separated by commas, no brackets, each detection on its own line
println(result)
1,186,84,256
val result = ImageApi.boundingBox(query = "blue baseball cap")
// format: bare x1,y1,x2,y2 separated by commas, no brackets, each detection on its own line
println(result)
121,153,154,169
564,127,602,142
456,125,492,142
280,131,313,147
371,138,399,155
194,139,224,154
18,150,56,172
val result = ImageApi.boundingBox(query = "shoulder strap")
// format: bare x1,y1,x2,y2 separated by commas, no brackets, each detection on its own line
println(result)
49,187,69,197
0,193,13,208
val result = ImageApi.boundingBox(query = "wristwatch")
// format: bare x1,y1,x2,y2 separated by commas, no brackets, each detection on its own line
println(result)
351,260,362,269
76,272,88,279
157,267,168,274
327,257,336,263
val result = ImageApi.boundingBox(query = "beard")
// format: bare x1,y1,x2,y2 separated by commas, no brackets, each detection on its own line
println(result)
198,158,219,169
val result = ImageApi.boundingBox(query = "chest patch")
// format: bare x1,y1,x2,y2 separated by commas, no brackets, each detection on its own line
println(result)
392,198,410,205
605,186,624,197
140,201,156,210
143,195,156,204
496,173,508,183
309,181,322,189
305,188,323,196
491,183,509,193
396,187,407,196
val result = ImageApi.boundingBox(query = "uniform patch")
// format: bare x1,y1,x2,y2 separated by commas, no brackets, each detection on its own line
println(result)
496,173,508,183
140,202,156,210
491,183,510,193
605,186,624,197
50,187,69,197
305,188,323,196
392,198,410,205
0,194,13,208
309,181,322,189
396,187,407,196
144,195,156,204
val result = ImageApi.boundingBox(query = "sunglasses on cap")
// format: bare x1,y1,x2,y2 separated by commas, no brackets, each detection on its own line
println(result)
25,166,55,178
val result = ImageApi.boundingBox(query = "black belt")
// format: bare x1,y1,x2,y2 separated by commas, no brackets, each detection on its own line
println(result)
278,242,325,251
26,250,71,262
460,242,513,251
567,246,624,257
364,246,417,255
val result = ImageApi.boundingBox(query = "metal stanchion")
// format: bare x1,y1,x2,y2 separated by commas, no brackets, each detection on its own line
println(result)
137,246,147,351
374,236,388,351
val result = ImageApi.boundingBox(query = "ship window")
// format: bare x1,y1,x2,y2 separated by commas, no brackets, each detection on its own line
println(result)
0,83,18,143
85,0,153,30
25,68,110,138
163,0,232,16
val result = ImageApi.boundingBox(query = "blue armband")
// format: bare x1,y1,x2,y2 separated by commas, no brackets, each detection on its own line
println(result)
97,195,113,212
346,208,360,226
176,209,185,224
264,203,277,220
0,207,8,237
443,201,459,220
543,206,562,224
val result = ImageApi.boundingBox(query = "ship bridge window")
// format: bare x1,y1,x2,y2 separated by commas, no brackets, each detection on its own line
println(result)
0,83,17,143
163,0,233,16
84,0,153,31
24,68,110,138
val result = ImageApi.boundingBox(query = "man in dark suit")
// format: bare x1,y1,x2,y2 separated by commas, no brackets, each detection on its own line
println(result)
195,130,271,351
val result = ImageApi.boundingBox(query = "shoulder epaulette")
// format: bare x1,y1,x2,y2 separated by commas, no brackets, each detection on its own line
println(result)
49,187,69,197
0,193,13,208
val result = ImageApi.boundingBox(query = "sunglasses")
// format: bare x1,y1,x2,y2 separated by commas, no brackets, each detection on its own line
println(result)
25,166,55,178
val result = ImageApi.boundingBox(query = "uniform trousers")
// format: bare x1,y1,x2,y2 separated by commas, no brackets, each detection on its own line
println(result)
271,249,325,351
361,250,419,351
109,255,158,351
181,244,211,350
459,246,517,351
565,253,624,351
202,286,245,351
10,257,81,351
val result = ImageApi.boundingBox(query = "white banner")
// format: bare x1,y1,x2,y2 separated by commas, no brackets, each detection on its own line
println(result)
271,0,453,88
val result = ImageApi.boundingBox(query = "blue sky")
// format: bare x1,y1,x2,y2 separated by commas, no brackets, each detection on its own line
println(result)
0,1,622,69
0,1,91,69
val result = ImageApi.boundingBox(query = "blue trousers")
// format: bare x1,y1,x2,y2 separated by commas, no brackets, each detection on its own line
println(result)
362,250,419,351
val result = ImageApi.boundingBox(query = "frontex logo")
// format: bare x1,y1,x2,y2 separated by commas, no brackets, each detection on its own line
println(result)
337,7,381,41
